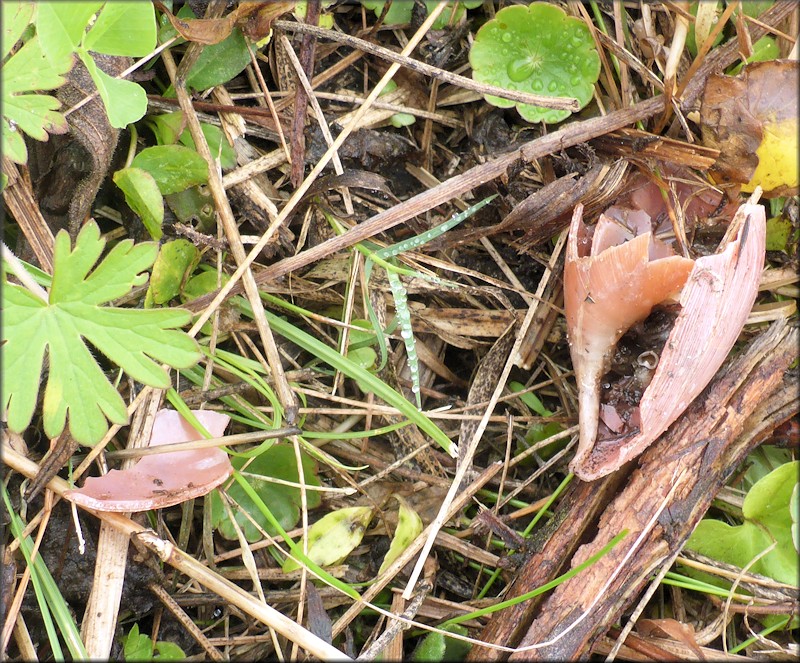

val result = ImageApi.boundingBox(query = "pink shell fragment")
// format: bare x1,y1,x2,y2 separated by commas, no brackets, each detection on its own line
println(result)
571,203,766,480
65,409,232,512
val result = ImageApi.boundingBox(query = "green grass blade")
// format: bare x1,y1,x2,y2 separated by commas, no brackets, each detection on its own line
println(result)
443,530,628,628
263,310,454,456
2,484,89,660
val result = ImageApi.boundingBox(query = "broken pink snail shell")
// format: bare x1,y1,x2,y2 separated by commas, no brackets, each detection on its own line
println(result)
65,409,233,512
565,199,766,481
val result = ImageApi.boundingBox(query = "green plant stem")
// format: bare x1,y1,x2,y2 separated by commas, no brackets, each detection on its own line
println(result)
445,530,628,628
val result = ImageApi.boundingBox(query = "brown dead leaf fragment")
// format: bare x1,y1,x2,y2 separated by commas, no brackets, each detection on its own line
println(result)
701,60,799,198
637,618,705,660
156,1,295,45
65,410,232,512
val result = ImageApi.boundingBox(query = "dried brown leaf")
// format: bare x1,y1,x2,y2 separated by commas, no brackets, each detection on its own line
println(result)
701,60,799,198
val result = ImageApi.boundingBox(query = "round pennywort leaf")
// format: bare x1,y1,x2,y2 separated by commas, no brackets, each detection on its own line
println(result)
469,3,600,124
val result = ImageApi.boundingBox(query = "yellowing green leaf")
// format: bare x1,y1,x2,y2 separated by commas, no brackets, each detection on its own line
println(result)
147,239,199,305
742,116,799,195
282,506,373,573
2,222,202,445
379,495,423,575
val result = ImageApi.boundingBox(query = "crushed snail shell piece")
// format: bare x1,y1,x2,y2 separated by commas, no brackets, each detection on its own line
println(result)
567,200,766,481
564,204,695,479
65,409,232,512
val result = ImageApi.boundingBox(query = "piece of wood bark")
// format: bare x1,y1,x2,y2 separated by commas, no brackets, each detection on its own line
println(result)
470,319,797,660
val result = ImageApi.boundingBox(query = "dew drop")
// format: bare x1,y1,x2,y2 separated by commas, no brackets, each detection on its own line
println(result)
507,57,535,82
532,78,543,91
547,80,558,92
501,32,512,43
570,76,581,86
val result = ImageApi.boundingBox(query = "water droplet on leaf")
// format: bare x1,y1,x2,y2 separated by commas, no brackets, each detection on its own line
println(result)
507,58,535,82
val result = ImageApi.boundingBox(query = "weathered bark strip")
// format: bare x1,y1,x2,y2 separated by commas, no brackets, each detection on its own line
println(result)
467,469,631,661
472,320,797,660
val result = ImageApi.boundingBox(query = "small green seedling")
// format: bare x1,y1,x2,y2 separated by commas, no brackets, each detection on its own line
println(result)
122,624,185,661
508,381,565,461
469,3,600,124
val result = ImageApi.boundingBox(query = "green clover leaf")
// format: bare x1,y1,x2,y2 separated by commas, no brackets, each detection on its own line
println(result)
469,3,600,124
2,221,202,445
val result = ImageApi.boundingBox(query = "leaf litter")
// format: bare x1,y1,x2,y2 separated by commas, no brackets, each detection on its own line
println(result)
2,2,798,660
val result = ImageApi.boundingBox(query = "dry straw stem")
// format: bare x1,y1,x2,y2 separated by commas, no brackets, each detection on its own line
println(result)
186,1,452,330
166,31,299,423
1,444,352,661
272,20,580,111
79,390,162,658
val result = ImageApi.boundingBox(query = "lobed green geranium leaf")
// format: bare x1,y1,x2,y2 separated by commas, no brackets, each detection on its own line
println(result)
82,1,156,57
1,11,71,164
2,221,202,445
78,48,148,129
36,1,102,64
2,2,35,59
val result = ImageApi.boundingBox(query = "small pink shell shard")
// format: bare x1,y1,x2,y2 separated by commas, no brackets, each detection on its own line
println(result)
571,203,766,480
65,409,233,512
